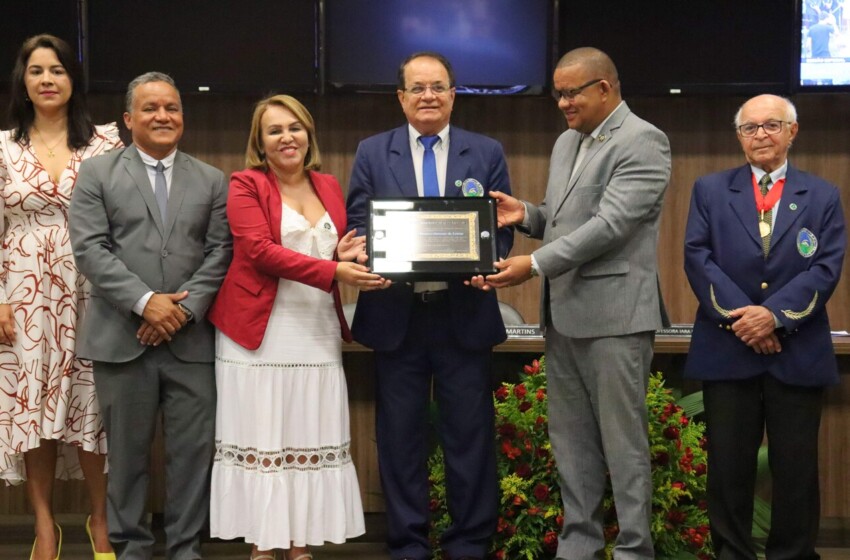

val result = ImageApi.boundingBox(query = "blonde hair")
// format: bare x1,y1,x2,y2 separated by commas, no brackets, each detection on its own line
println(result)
244,94,322,171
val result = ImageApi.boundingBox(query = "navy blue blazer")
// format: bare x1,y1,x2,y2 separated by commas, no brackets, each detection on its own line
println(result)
684,164,846,386
346,125,514,352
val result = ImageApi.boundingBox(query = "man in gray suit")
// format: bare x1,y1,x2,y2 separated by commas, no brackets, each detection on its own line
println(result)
69,72,232,559
478,48,671,559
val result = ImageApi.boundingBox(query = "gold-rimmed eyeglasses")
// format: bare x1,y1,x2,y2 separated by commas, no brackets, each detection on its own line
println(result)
403,83,451,96
737,120,791,137
551,78,604,102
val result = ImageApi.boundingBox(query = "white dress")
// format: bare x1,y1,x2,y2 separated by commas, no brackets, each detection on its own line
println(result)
210,203,365,550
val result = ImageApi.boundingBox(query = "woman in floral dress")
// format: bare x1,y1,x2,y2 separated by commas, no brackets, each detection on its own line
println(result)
0,34,121,560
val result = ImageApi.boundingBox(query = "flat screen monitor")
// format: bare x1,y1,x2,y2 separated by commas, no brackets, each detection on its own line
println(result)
87,0,318,94
325,0,552,95
0,0,80,92
797,0,850,89
559,0,795,96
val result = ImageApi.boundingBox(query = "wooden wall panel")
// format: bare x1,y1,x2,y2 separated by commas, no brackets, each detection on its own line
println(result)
1,92,848,519
822,379,850,518
80,91,850,329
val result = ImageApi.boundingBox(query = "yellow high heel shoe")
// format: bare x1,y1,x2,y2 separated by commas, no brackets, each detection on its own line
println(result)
86,516,116,560
29,523,62,560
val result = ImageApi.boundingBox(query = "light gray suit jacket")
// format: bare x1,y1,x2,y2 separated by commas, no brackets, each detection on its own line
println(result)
524,102,671,338
69,145,232,363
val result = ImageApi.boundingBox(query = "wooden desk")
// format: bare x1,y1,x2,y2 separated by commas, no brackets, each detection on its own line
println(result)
2,337,848,524
344,335,850,355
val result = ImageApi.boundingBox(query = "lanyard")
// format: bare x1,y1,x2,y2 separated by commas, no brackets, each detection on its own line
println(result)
751,174,786,213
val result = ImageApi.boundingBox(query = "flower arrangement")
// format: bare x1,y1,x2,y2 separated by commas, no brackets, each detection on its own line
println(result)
428,357,712,559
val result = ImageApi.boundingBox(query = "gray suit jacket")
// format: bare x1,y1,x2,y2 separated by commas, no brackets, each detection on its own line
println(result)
69,145,232,363
524,102,671,338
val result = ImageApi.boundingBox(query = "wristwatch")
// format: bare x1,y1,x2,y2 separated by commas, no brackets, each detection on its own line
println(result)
178,304,194,322
529,264,540,278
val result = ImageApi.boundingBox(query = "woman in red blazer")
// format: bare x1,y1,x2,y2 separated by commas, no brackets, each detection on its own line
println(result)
207,95,382,560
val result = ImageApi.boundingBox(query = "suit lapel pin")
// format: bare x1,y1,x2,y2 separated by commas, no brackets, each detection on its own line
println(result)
789,203,798,211
455,180,463,187
597,134,606,142
461,178,484,197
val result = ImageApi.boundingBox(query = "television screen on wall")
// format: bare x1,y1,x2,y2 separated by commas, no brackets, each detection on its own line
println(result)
325,0,552,95
797,0,850,89
87,0,318,94
559,0,795,96
0,0,80,93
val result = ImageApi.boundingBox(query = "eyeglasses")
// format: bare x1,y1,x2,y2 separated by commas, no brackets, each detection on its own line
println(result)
737,120,791,137
551,78,604,102
403,83,451,96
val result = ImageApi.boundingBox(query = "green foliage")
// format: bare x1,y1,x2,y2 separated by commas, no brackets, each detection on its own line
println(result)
428,358,713,560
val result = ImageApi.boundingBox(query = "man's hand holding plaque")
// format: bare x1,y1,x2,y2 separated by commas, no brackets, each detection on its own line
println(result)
467,191,533,291
489,190,526,228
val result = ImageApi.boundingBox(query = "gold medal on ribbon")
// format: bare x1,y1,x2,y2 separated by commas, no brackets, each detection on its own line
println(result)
759,220,771,238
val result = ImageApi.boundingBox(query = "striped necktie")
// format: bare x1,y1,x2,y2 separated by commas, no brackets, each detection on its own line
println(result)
759,174,773,257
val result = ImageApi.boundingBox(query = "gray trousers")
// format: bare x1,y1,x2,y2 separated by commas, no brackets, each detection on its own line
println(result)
93,345,216,560
546,328,655,560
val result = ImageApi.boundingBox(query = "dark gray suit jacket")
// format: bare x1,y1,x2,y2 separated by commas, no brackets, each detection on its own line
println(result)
69,145,232,363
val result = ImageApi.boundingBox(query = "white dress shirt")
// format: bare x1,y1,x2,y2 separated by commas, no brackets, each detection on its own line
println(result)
408,124,450,292
133,148,178,316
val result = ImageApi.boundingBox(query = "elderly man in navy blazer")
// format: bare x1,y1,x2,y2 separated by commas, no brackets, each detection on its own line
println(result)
684,94,846,560
346,52,513,560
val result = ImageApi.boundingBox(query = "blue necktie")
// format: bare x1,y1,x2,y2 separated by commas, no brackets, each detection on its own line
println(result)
154,161,168,223
420,135,440,197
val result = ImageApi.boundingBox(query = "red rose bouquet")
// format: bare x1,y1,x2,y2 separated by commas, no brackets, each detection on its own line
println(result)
428,357,712,559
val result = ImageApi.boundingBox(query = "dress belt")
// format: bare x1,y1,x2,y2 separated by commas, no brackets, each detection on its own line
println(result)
414,290,448,304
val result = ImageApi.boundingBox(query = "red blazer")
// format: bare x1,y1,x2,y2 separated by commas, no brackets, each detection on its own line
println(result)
208,167,351,350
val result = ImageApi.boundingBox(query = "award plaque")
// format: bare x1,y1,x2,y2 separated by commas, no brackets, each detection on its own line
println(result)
367,197,499,280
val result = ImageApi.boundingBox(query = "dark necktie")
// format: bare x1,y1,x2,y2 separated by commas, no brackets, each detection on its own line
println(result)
759,174,773,257
420,135,440,197
155,161,168,223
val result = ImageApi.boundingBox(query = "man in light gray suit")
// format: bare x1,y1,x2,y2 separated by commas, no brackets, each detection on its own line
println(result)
69,72,232,559
478,48,671,559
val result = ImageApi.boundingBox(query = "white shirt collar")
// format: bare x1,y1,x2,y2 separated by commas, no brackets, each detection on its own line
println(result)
137,146,178,169
750,160,788,187
408,123,450,148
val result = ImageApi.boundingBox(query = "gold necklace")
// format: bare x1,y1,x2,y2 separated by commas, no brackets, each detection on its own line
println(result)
32,126,66,158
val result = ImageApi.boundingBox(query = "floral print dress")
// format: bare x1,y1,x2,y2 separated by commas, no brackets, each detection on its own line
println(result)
0,123,121,484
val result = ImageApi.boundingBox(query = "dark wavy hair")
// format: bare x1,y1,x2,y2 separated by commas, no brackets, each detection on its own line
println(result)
7,34,94,149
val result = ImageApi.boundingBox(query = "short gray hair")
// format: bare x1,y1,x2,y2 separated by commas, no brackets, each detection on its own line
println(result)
733,94,797,128
125,71,180,112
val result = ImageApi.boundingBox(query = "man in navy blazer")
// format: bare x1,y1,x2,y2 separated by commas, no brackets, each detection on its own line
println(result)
684,94,846,560
346,52,513,560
